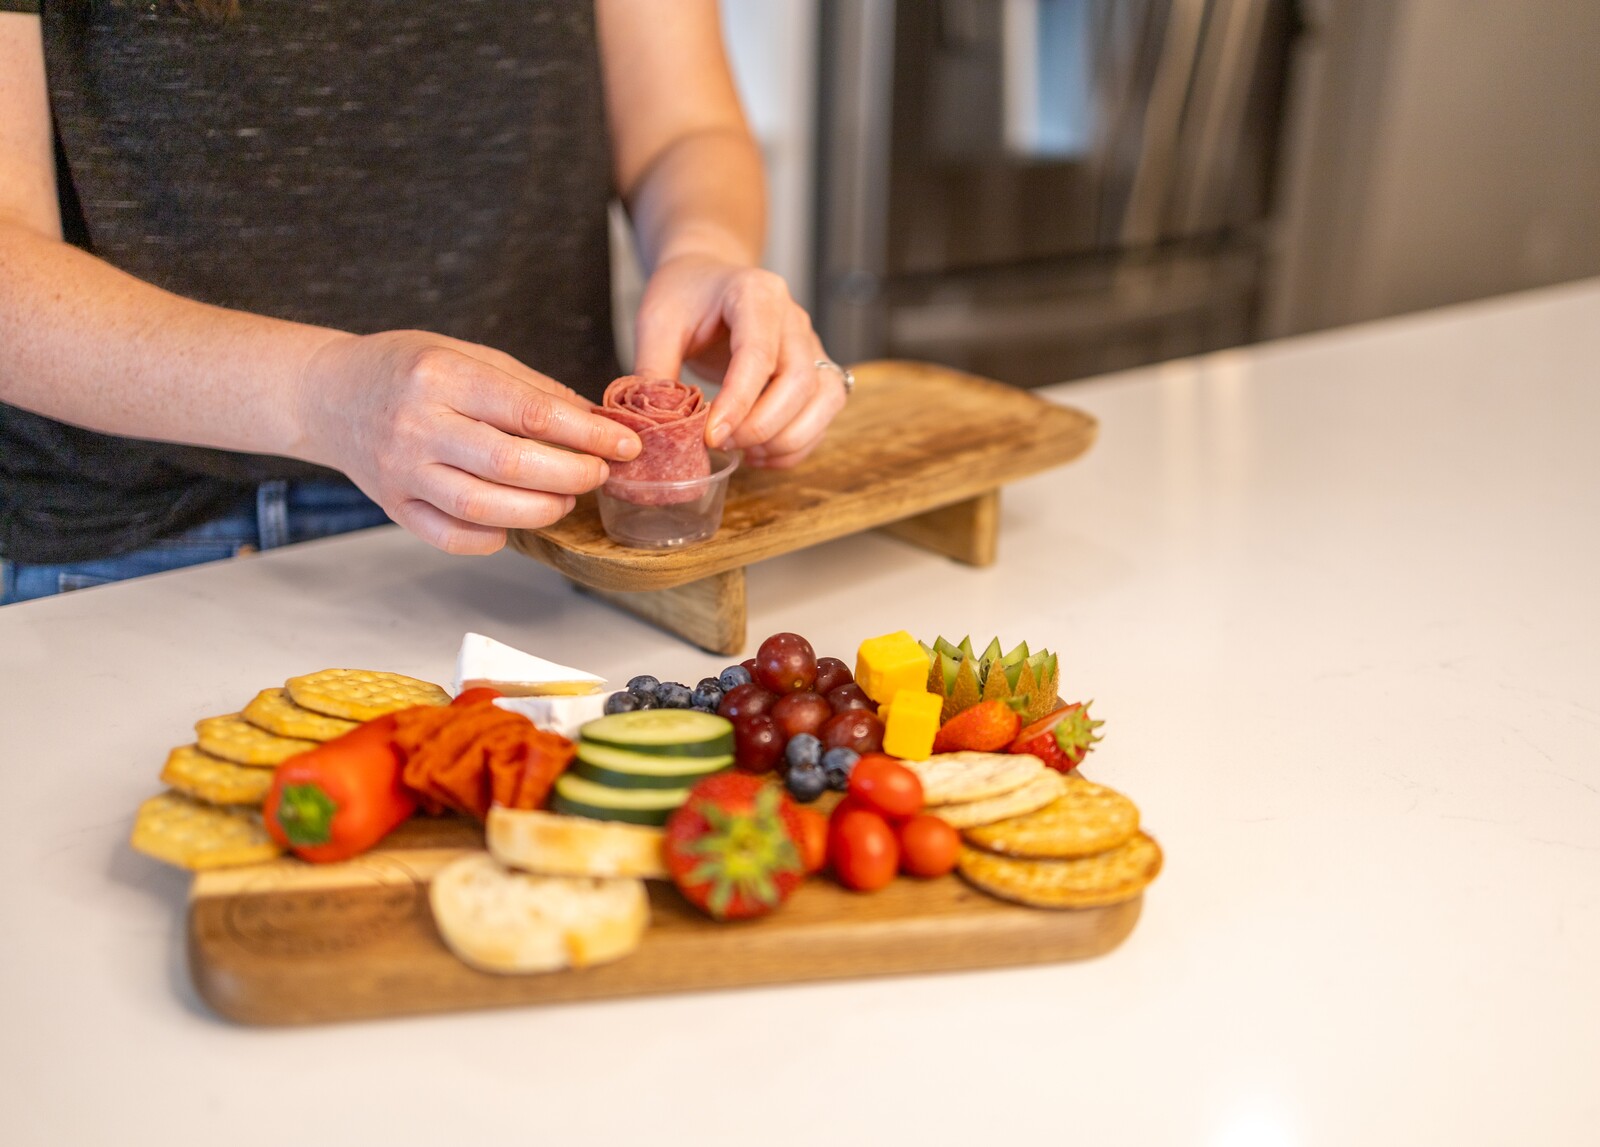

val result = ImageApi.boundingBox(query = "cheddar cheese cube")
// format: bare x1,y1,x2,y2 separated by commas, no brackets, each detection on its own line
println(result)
854,631,930,706
881,690,944,761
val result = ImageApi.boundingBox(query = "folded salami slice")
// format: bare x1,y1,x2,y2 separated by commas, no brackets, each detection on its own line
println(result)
597,375,711,505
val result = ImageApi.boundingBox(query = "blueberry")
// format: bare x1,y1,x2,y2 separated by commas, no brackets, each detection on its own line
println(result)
632,692,659,710
656,681,693,709
691,681,724,712
603,691,640,715
784,732,822,769
821,746,860,791
626,675,660,698
696,676,723,692
718,664,753,691
785,761,828,803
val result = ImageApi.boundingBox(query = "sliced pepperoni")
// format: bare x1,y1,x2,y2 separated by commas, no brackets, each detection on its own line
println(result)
597,376,711,504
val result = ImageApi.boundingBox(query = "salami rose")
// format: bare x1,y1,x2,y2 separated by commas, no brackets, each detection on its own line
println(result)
597,376,711,505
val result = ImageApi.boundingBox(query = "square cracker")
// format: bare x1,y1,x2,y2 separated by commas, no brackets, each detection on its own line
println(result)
160,743,276,807
130,790,283,871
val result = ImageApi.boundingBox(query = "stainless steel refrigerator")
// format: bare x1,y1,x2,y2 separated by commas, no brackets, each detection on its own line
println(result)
815,0,1298,386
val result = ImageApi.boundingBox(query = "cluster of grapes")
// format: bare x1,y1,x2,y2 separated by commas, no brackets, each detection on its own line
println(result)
718,632,886,803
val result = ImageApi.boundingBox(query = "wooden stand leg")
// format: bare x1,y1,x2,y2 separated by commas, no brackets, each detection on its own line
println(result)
574,568,748,655
877,490,1000,567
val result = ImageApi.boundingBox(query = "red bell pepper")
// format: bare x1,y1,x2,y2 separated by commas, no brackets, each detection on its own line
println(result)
263,714,416,863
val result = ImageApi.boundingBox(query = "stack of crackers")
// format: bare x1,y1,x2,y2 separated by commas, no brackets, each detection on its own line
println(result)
130,669,449,871
906,752,1162,909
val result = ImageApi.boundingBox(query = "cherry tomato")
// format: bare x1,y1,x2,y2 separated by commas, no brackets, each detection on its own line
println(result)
828,803,899,891
897,814,959,878
794,806,829,875
847,754,924,820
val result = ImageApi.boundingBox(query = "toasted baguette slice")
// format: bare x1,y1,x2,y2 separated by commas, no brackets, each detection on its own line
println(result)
430,854,649,975
487,807,668,880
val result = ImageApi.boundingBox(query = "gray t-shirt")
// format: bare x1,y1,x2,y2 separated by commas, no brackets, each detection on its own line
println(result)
0,0,618,562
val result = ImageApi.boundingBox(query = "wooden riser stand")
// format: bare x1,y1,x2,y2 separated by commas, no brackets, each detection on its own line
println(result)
573,489,1000,655
511,363,1095,654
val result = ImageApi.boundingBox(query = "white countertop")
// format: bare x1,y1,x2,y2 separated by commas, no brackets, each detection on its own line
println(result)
3,280,1597,1145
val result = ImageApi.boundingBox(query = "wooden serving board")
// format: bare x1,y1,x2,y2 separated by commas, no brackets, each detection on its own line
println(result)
510,361,1096,653
189,816,1141,1026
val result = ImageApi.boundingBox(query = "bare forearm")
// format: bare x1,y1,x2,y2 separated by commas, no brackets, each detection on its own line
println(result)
627,128,766,273
0,220,338,459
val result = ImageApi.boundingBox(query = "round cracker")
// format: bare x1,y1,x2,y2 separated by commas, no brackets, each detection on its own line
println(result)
903,751,1046,805
195,714,319,766
957,832,1163,909
243,687,359,742
963,775,1139,859
129,790,283,871
286,668,450,722
160,743,276,807
927,768,1066,830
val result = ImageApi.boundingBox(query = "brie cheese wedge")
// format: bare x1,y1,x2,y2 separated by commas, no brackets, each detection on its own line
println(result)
494,694,609,741
453,632,606,698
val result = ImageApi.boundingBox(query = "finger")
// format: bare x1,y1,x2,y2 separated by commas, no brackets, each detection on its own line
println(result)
632,295,692,381
430,335,593,409
409,463,579,530
725,313,823,450
449,370,641,463
432,414,610,495
704,298,783,448
390,499,508,556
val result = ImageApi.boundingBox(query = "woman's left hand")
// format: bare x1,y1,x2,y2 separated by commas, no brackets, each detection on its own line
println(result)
631,253,848,469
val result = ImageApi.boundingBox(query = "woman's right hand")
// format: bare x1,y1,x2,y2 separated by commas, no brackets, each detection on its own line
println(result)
294,331,641,555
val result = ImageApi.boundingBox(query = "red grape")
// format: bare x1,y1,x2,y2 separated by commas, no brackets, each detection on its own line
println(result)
754,632,817,694
718,682,778,722
819,710,885,754
827,682,877,714
770,691,833,739
733,714,785,773
813,656,853,695
741,657,758,675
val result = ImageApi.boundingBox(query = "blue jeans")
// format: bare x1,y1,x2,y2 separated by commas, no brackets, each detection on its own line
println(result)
0,479,391,605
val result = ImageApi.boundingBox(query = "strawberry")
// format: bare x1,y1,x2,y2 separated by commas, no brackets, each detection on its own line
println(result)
1008,702,1103,773
663,772,805,921
931,698,1023,754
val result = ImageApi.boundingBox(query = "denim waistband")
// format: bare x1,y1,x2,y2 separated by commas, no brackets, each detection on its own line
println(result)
1,479,389,605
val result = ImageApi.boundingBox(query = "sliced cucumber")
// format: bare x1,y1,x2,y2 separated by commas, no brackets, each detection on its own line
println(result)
578,709,734,758
549,772,691,826
573,742,732,790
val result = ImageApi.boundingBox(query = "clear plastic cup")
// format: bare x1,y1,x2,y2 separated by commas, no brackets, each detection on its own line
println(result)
594,448,741,549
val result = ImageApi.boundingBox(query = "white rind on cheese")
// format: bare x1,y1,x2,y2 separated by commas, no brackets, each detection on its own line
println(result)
453,632,606,697
493,694,608,740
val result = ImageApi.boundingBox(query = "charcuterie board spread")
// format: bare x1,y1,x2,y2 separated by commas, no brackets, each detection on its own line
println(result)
137,625,1160,1026
510,362,1097,652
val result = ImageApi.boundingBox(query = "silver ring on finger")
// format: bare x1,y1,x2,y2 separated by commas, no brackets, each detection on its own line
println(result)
815,358,854,399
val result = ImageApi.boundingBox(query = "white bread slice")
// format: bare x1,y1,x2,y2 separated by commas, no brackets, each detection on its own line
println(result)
429,854,648,975
487,807,668,880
